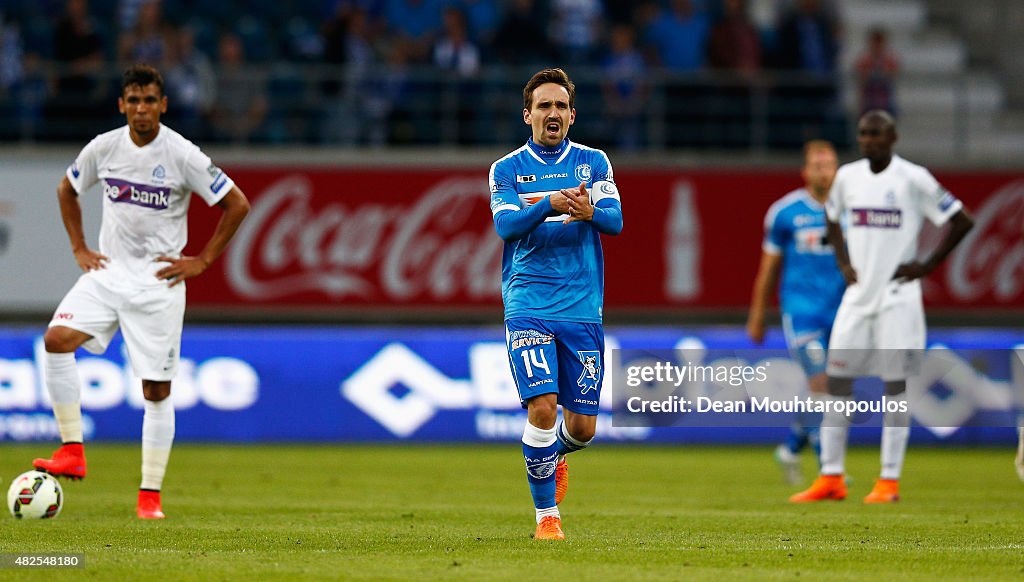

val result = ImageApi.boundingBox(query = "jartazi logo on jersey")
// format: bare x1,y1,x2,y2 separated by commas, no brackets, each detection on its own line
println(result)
851,208,902,228
103,178,171,210
540,173,567,180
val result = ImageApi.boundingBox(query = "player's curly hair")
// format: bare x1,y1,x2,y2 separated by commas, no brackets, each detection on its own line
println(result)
122,64,164,96
523,68,575,111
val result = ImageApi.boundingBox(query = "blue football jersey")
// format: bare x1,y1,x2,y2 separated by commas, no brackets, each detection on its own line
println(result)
489,138,622,323
763,189,846,318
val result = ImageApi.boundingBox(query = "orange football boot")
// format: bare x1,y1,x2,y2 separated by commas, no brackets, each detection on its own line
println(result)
33,443,87,480
534,516,565,540
137,490,166,519
554,458,569,505
863,478,900,504
788,474,847,503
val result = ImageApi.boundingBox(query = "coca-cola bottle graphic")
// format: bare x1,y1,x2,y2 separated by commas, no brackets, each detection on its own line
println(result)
665,180,701,300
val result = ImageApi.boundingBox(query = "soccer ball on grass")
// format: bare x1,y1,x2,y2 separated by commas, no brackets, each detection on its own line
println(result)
7,470,63,519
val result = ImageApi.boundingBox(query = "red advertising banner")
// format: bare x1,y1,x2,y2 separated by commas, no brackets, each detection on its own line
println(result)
184,168,1024,312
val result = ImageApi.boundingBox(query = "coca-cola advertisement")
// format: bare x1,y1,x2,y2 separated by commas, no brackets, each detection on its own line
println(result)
183,168,1024,312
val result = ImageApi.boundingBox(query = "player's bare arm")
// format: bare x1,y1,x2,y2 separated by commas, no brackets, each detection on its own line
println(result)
892,208,974,282
562,182,594,224
155,186,250,286
57,175,109,272
825,218,857,284
747,251,782,344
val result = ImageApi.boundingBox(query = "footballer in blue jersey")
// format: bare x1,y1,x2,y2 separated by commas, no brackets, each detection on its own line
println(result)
747,140,843,485
489,69,622,540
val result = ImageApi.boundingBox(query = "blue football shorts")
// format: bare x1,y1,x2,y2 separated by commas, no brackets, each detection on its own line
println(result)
782,311,835,377
504,317,605,415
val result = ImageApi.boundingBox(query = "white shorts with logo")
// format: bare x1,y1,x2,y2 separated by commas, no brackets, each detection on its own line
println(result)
825,297,925,381
49,270,186,381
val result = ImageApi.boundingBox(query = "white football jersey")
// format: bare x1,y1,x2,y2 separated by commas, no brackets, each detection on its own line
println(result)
825,155,962,313
66,124,233,286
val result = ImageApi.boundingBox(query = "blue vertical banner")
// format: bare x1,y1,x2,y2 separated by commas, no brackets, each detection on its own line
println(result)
0,326,1020,443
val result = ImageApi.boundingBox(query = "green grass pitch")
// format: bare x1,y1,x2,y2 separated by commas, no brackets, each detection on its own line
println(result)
0,443,1022,580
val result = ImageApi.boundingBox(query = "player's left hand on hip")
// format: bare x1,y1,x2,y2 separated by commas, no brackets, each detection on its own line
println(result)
154,255,209,287
891,261,930,282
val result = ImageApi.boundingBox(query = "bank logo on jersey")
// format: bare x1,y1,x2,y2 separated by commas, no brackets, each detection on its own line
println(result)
851,208,902,228
104,178,171,210
574,163,591,184
576,350,601,394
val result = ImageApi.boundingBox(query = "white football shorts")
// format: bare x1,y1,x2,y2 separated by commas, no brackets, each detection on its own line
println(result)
48,271,186,381
826,298,925,381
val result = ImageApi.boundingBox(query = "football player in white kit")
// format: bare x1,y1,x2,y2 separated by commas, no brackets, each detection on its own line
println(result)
32,64,250,519
790,110,974,504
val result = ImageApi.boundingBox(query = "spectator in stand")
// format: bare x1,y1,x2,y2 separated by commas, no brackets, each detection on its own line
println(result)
771,0,839,74
46,0,109,140
642,0,710,72
433,6,480,78
164,26,216,139
548,0,604,65
117,0,172,65
208,33,268,143
855,27,899,115
455,0,499,48
707,0,762,75
492,0,553,67
769,0,841,147
53,0,105,100
385,0,443,63
601,24,647,151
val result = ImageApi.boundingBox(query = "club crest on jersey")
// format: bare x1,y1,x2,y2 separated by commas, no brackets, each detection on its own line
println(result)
884,190,896,206
517,174,536,183
152,164,166,184
574,163,592,184
576,350,601,394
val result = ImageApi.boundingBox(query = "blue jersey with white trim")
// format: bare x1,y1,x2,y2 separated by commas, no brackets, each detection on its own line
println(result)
763,188,845,318
489,138,621,323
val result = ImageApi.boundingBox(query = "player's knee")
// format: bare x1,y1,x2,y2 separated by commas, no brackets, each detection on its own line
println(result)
43,327,82,353
569,424,595,443
827,376,854,397
142,381,171,402
527,396,558,428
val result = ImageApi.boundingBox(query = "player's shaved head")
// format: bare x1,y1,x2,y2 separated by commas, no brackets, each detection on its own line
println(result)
859,109,896,133
857,110,897,167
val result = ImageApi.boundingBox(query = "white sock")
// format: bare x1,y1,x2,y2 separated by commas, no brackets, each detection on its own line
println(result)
45,352,83,443
880,394,910,480
535,505,560,523
819,395,851,476
141,398,175,491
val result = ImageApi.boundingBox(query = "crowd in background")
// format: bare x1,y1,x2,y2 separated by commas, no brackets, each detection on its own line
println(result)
0,0,898,148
